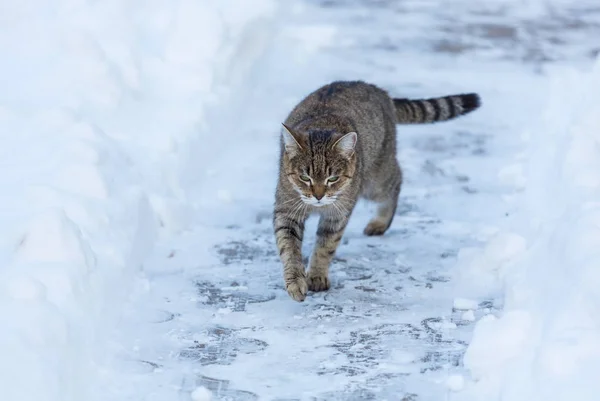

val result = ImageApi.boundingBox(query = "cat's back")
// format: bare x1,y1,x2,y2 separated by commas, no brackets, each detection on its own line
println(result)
312,80,384,104
285,80,393,125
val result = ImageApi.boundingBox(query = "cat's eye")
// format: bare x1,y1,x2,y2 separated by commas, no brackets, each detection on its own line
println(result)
327,176,340,183
299,174,311,182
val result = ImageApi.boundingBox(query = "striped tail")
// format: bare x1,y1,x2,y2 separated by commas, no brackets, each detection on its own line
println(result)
393,93,481,124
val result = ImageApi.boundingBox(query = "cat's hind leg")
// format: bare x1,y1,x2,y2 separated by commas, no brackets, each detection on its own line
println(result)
363,161,402,236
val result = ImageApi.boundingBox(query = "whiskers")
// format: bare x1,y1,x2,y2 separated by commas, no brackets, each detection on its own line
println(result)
279,196,304,207
330,196,350,219
287,197,308,223
296,192,351,220
301,195,336,207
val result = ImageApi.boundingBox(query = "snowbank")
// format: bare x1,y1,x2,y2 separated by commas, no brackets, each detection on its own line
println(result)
453,57,600,400
0,1,276,401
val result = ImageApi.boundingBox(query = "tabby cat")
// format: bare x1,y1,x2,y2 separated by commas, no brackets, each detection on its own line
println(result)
273,80,480,301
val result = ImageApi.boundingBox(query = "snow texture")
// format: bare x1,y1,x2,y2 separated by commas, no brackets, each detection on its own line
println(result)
191,386,214,401
0,1,275,401
455,55,600,401
2,0,600,401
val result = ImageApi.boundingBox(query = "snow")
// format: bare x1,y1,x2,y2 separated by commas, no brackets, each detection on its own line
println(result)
453,298,479,310
461,310,476,322
3,0,600,400
453,232,527,299
0,1,276,401
446,374,466,392
190,386,213,401
454,56,600,401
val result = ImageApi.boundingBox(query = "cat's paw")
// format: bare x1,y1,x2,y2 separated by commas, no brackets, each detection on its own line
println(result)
363,219,389,236
286,278,308,302
307,273,331,292
285,268,308,302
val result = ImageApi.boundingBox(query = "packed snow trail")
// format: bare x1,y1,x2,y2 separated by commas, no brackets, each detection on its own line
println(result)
105,1,600,400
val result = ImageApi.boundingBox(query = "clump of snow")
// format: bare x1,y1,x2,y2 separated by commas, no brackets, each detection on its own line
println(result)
452,232,527,299
461,310,476,322
446,374,466,392
392,350,418,364
453,298,479,310
455,56,600,401
0,1,277,401
464,312,533,379
191,386,213,401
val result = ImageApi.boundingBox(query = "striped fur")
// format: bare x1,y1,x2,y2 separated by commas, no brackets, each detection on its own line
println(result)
274,80,482,302
393,93,480,124
273,202,309,301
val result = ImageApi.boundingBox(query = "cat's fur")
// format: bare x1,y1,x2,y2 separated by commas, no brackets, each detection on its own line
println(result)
273,80,480,301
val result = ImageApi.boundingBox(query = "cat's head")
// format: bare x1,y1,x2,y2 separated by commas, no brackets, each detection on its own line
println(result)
281,123,357,207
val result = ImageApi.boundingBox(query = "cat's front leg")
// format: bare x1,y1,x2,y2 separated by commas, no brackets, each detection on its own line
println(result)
274,207,308,302
307,211,351,292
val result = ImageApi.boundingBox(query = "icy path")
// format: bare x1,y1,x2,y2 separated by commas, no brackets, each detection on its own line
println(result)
107,1,600,400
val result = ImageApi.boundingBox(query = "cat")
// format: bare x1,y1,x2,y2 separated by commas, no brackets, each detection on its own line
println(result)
273,80,480,302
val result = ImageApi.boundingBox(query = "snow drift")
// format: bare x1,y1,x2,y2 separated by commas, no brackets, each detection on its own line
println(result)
0,1,276,400
454,57,600,400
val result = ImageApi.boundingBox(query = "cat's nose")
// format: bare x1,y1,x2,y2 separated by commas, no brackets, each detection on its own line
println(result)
313,185,326,200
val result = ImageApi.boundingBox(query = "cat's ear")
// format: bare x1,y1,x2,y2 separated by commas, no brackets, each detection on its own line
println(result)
281,123,303,155
333,132,357,158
